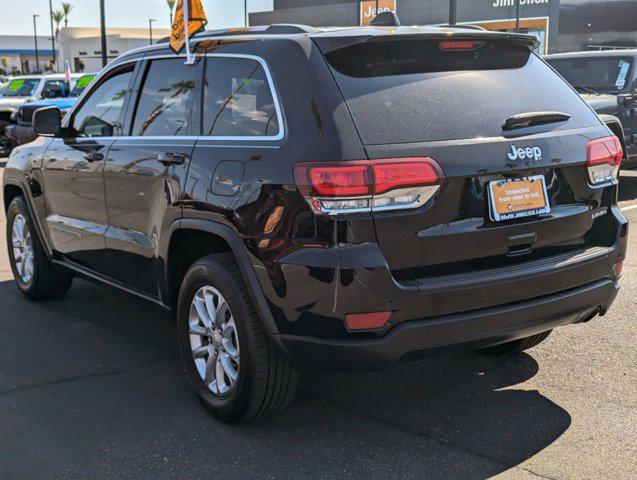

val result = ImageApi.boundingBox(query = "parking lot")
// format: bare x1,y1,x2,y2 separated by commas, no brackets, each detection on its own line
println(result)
0,158,635,479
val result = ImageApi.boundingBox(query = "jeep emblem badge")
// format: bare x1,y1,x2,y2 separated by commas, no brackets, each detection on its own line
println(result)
507,145,543,162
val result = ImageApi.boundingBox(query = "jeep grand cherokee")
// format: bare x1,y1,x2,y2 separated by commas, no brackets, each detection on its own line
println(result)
3,25,628,422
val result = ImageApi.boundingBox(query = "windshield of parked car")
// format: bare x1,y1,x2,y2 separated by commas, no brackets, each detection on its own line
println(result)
3,78,39,97
546,56,634,93
70,74,96,97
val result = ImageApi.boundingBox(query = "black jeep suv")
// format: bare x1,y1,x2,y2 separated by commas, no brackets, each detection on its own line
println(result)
3,25,628,422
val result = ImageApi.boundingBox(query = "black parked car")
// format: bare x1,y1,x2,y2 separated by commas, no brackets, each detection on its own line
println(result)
3,25,628,422
545,50,637,168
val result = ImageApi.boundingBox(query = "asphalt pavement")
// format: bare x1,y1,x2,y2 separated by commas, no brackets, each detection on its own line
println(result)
0,158,635,480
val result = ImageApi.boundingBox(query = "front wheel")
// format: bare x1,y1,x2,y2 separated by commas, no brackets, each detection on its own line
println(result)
176,253,298,422
6,196,73,300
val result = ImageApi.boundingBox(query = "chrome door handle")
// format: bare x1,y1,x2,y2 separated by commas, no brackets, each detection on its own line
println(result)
156,152,187,166
83,152,104,162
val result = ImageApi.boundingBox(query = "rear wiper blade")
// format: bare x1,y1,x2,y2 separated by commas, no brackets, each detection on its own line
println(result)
502,111,571,131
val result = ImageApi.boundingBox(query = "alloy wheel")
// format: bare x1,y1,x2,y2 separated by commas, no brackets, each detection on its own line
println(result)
11,214,34,284
188,286,240,396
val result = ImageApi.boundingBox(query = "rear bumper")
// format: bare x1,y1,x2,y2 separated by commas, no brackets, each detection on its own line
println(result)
277,279,618,369
256,205,627,368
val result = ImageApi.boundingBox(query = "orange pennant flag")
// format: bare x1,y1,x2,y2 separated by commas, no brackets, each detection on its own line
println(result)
170,0,208,53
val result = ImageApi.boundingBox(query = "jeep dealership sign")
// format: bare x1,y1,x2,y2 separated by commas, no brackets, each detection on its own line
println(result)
360,0,397,26
493,0,549,7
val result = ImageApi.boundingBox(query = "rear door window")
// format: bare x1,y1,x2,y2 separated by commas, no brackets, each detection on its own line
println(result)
202,57,281,138
321,39,599,145
132,58,197,136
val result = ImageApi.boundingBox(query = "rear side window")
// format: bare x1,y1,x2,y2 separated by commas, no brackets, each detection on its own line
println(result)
132,58,197,136
322,39,600,145
202,57,281,138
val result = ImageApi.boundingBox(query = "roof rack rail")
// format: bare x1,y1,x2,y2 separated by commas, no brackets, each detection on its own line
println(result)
155,24,320,44
437,24,486,31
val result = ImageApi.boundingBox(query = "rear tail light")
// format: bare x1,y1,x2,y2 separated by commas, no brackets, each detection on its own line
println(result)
294,158,445,215
586,135,623,185
614,261,623,278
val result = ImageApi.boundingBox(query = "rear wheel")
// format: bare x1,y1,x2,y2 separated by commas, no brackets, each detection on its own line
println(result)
176,253,298,422
482,330,552,356
6,196,73,300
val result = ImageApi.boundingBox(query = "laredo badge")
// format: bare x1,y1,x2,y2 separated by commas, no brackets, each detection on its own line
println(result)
170,0,208,54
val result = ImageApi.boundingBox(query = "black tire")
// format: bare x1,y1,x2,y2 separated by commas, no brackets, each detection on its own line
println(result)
482,330,552,356
6,196,73,300
0,135,15,157
176,253,298,422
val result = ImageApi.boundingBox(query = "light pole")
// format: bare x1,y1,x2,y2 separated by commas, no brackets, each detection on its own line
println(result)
100,0,108,68
33,14,40,73
48,0,56,71
449,0,457,25
515,0,521,32
149,19,156,45
244,0,248,27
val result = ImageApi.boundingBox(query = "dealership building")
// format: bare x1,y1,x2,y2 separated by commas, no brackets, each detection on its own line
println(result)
250,0,637,54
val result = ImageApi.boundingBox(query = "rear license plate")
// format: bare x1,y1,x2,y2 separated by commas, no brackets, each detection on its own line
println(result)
488,175,550,221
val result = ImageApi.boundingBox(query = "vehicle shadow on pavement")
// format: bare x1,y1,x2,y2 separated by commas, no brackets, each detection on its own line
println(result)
0,278,571,479
286,353,570,478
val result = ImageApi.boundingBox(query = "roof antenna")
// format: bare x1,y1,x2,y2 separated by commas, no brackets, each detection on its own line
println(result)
369,11,401,27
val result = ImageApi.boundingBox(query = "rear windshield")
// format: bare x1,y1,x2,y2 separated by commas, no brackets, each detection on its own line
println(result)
546,56,633,93
322,39,599,145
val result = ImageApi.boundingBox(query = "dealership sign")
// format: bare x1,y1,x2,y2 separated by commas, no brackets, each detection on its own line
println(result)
360,0,397,26
493,0,549,7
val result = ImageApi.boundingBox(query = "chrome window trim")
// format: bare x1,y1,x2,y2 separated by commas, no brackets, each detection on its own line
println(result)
62,59,139,131
63,53,286,143
141,53,286,142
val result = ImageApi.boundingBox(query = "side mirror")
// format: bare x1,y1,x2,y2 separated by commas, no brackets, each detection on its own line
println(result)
33,107,62,137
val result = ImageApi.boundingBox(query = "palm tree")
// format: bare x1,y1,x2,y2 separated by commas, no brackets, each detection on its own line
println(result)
52,11,64,36
61,2,73,28
166,0,176,26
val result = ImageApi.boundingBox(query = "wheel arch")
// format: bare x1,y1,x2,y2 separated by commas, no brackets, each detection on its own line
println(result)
162,218,280,337
3,177,53,257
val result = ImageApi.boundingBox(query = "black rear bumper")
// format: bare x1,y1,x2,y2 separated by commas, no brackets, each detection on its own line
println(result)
276,279,618,369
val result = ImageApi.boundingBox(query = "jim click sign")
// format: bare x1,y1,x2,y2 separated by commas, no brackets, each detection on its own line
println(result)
360,0,397,26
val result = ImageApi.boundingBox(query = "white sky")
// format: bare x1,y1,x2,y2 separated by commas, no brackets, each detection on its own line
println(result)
5,0,274,36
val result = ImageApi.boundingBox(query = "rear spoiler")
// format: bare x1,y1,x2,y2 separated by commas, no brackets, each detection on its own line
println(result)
313,31,540,54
